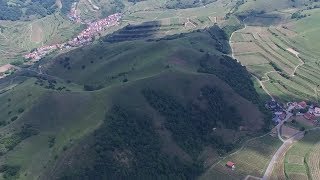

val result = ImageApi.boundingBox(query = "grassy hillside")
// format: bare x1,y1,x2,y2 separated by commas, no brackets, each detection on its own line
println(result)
0,25,269,179
47,69,266,179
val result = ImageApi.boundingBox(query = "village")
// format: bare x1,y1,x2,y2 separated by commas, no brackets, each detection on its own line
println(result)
265,99,320,126
224,99,320,171
24,13,122,61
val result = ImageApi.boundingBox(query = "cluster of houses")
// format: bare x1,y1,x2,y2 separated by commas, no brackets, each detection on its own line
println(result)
68,2,81,23
265,100,287,124
24,45,59,61
24,13,122,61
287,101,320,122
68,13,121,47
265,99,320,125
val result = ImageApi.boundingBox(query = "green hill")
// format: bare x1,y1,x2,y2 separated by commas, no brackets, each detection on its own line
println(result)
0,25,269,179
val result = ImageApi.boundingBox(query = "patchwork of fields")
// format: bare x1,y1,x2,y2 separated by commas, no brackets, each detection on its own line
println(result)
269,130,320,180
0,14,82,66
231,9,320,102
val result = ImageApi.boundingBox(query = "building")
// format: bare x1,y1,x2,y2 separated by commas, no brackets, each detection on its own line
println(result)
314,107,320,117
226,161,235,169
304,112,316,121
266,100,278,110
279,112,286,120
297,101,307,109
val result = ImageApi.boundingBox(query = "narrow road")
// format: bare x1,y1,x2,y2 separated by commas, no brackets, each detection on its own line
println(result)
262,127,320,180
291,53,304,76
262,131,304,180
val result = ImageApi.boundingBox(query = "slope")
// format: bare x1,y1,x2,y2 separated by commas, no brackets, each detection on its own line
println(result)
0,25,268,179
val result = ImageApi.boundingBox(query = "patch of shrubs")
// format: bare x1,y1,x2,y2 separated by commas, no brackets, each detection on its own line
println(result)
48,135,56,148
0,164,20,179
83,84,104,91
10,116,18,122
0,124,39,151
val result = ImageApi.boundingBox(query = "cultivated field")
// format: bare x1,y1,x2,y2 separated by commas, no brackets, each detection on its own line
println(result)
269,130,320,180
200,135,282,180
0,14,82,66
231,6,320,102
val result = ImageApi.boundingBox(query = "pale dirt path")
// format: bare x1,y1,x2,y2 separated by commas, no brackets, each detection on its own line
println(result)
230,25,306,100
292,54,304,76
262,132,303,180
244,175,261,180
262,127,320,180
87,0,99,10
55,0,62,9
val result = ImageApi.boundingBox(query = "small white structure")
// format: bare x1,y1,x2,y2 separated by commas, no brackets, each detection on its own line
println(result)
314,107,320,117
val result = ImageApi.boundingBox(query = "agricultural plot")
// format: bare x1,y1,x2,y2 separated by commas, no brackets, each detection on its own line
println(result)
200,135,282,180
284,130,320,180
0,14,81,65
231,20,320,102
307,142,320,180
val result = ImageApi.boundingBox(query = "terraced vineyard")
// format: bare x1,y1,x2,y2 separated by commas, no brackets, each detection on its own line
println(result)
231,13,320,102
307,142,320,180
0,14,82,65
269,130,320,180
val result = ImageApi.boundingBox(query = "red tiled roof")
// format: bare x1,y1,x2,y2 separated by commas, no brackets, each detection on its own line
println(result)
298,101,307,108
304,112,315,120
226,161,235,167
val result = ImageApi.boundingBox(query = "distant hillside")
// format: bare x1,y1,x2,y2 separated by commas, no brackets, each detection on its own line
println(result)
165,0,218,9
0,0,76,21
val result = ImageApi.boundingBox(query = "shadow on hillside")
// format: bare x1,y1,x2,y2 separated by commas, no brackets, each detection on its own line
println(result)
103,21,164,42
238,11,284,26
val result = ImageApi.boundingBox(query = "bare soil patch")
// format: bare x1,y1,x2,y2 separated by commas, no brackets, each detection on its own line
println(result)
281,125,299,139
0,64,14,73
55,0,62,9
286,48,299,56
31,23,44,43
292,116,314,127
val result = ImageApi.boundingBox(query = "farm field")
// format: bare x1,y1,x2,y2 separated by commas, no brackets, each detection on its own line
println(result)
200,135,282,180
0,14,82,66
283,130,320,180
231,7,320,102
